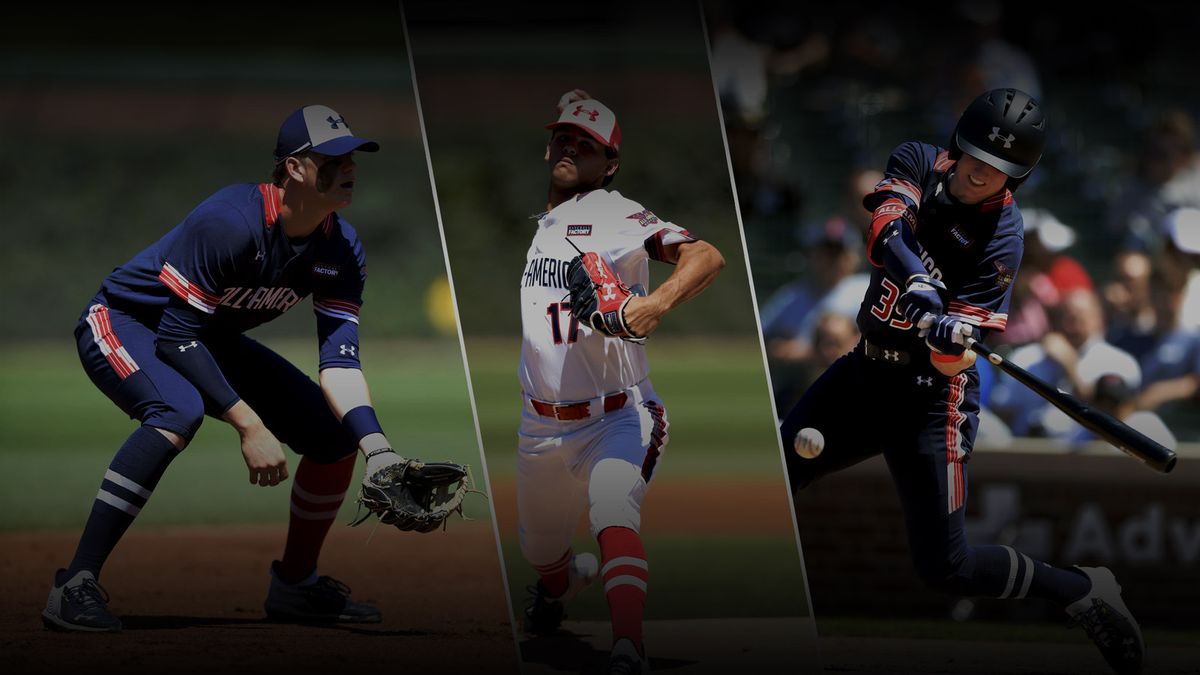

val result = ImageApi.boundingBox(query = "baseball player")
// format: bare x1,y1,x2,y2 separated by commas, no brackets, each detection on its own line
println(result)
518,90,725,674
44,105,418,631
779,89,1145,675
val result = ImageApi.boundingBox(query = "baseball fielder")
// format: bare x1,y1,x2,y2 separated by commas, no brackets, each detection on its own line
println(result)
518,90,725,674
44,105,431,631
779,89,1145,675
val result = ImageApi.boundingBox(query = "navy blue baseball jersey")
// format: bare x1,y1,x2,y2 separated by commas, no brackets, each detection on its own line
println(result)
859,142,1024,353
97,183,366,371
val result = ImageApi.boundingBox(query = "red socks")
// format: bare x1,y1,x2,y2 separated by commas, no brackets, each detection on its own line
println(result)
598,526,648,652
277,454,356,584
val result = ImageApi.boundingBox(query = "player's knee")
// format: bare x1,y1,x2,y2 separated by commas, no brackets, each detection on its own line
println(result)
587,458,645,535
147,395,205,443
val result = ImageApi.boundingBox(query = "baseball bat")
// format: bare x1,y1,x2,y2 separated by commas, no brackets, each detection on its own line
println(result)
968,339,1177,473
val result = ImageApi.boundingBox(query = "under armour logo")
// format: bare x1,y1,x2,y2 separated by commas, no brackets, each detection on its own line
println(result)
988,127,1015,149
339,344,356,356
916,375,933,386
327,115,346,129
572,104,600,122
255,250,265,261
178,341,198,353
600,283,618,301
883,349,901,362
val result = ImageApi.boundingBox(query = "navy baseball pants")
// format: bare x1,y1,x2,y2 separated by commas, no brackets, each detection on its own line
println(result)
780,341,1089,604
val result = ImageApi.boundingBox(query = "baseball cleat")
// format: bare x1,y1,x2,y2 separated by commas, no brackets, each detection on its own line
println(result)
264,561,382,624
608,638,649,675
523,552,599,634
1066,566,1144,675
42,568,122,632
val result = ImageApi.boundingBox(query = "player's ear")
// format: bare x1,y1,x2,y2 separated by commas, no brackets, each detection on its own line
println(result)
605,156,619,177
284,156,307,184
544,144,551,163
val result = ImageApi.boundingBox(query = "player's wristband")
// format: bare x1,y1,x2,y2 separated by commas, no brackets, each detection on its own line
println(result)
342,405,385,443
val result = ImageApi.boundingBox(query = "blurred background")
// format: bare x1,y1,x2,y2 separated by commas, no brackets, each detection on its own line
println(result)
406,1,815,671
706,0,1200,662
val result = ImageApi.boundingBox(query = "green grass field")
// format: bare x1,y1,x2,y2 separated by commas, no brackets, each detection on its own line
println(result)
0,339,486,530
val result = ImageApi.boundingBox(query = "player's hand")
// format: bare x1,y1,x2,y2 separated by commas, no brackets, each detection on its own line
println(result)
896,274,946,324
919,313,975,356
556,88,592,112
239,424,289,487
620,293,666,338
1040,332,1079,372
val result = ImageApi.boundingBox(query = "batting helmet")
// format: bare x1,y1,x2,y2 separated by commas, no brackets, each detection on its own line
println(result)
950,88,1046,183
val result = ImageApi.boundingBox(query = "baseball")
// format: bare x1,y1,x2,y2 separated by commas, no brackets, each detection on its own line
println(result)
793,427,825,459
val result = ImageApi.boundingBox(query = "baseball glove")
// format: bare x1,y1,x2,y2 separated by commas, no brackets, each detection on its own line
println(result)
351,455,472,533
566,252,647,343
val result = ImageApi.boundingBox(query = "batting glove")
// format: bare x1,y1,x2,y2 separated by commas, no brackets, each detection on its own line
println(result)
896,274,946,324
918,313,976,356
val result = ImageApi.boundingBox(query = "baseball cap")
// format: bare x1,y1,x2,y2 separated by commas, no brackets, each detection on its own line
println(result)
1022,207,1077,252
1165,207,1200,254
274,105,380,161
545,99,621,153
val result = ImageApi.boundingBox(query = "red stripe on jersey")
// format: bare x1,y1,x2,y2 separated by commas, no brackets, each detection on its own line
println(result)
981,190,1013,212
934,150,956,172
866,198,915,267
872,177,922,205
258,183,281,229
314,298,361,314
948,301,1008,330
322,214,334,237
945,373,967,514
159,263,221,312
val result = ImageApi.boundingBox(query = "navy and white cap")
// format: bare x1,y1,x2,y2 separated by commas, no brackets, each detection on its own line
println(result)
274,105,380,161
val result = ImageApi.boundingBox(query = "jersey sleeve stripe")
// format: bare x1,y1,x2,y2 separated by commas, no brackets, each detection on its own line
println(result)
948,301,1008,330
871,177,922,205
643,228,696,263
313,298,361,324
159,263,220,314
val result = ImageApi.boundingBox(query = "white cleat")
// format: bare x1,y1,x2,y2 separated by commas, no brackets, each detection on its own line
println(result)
1066,566,1144,675
608,637,650,675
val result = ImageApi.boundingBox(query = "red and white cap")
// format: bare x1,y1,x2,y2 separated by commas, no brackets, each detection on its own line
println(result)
545,99,621,153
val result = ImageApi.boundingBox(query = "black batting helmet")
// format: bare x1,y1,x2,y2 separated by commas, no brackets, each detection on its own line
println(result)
950,88,1046,183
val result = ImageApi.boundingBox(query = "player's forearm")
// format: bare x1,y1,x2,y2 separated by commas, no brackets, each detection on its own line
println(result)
221,400,263,433
320,367,390,454
648,240,724,314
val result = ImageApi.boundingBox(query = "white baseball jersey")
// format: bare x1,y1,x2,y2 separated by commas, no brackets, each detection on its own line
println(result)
519,189,695,403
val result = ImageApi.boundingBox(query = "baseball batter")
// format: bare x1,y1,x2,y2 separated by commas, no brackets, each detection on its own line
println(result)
518,91,724,674
779,89,1145,675
44,105,422,631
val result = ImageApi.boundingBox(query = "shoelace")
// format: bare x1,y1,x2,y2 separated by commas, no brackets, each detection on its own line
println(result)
311,576,352,598
65,577,110,609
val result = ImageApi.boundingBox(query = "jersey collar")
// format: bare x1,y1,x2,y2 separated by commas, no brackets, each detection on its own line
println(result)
258,183,282,230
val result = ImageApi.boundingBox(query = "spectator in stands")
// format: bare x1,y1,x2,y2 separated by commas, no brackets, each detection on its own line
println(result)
989,289,1141,436
1105,249,1157,359
1133,261,1200,414
1050,373,1176,452
1108,110,1200,252
994,207,1090,346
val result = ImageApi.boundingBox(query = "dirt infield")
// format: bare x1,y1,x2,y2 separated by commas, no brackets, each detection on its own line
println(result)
1,523,518,675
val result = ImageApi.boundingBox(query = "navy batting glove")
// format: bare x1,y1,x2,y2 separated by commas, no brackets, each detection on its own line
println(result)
896,274,946,324
918,313,976,356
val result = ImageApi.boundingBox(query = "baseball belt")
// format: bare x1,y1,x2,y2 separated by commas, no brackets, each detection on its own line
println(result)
863,339,912,365
530,391,630,421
